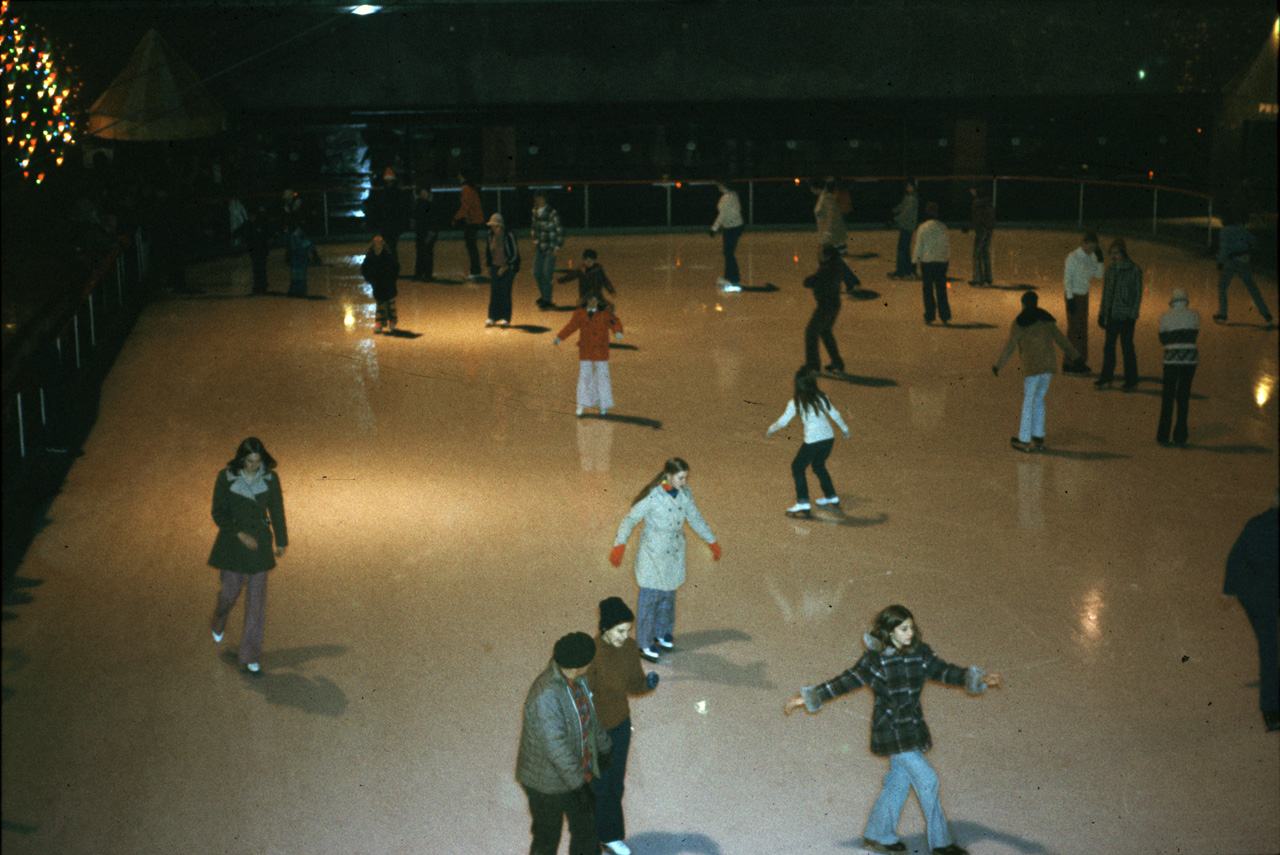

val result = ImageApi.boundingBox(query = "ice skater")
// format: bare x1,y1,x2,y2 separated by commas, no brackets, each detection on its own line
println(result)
1214,212,1273,325
484,212,519,327
558,248,616,305
1156,288,1200,446
993,291,1082,452
554,294,623,416
966,183,995,285
887,180,919,280
609,458,721,661
766,366,850,517
710,180,744,290
531,192,564,308
589,597,660,855
284,222,314,298
913,202,951,324
361,235,400,333
784,605,1000,855
208,437,288,674
803,246,848,373
1095,238,1143,390
811,176,848,256
1062,232,1106,373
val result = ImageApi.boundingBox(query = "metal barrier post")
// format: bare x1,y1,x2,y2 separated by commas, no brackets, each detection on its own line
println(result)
496,187,502,216
88,291,97,347
73,316,81,370
992,177,998,210
117,256,125,305
1206,199,1214,249
666,184,672,228
584,184,590,229
323,192,331,238
1152,187,1158,235
16,392,25,458
1078,182,1085,227
136,229,146,279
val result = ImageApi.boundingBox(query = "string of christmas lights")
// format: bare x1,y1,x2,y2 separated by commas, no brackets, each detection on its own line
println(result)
3,0,80,183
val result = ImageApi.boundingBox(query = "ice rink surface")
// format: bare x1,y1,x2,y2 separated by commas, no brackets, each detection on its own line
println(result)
2,227,1277,855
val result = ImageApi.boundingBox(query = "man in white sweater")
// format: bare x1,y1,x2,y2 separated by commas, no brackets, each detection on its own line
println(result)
1063,232,1105,372
710,180,745,290
912,201,951,324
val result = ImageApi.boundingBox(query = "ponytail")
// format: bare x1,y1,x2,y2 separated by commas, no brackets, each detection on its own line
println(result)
630,457,690,506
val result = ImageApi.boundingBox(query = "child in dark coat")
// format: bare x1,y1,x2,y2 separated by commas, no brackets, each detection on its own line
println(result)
361,235,401,332
557,249,616,305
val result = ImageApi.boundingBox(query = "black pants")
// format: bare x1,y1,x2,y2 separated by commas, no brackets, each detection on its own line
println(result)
414,229,437,278
462,224,482,276
524,784,598,855
249,249,268,293
805,300,843,371
594,718,632,844
1238,597,1280,713
792,438,836,502
920,261,950,322
1099,318,1137,384
972,227,993,283
1156,363,1196,444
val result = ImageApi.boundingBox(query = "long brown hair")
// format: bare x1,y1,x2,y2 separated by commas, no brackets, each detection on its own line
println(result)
227,437,276,473
793,366,831,416
630,457,689,506
870,604,920,651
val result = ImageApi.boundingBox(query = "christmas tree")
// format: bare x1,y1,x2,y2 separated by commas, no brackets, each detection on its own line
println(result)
3,0,80,183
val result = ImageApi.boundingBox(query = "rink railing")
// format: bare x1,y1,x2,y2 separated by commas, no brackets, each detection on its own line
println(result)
248,174,1217,248
2,229,148,480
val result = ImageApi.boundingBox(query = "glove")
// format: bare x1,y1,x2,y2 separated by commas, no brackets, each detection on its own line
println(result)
553,337,561,345
609,544,625,567
991,365,999,377
708,541,722,561
842,430,851,440
646,671,660,690
614,332,623,341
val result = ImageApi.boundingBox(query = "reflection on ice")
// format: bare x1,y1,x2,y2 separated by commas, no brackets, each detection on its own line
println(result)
1079,587,1105,645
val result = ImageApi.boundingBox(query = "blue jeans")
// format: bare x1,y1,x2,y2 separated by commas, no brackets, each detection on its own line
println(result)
895,229,915,276
1217,258,1271,319
721,225,744,284
534,249,557,303
1019,372,1052,442
636,587,675,650
488,265,515,322
594,718,632,844
865,750,953,850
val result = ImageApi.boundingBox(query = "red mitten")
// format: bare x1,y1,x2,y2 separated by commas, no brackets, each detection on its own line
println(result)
609,544,626,567
708,541,722,561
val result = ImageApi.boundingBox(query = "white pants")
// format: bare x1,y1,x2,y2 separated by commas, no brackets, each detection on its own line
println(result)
577,360,614,410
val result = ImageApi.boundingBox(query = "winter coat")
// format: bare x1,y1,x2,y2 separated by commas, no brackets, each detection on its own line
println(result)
892,192,918,231
711,190,744,231
912,219,950,264
590,635,654,731
485,228,520,272
453,183,484,226
803,258,844,306
814,190,847,248
558,265,616,304
531,205,564,252
995,308,1079,376
207,468,288,574
361,248,401,302
1223,507,1279,611
801,633,988,756
768,396,849,444
366,183,411,238
1100,259,1143,323
1158,301,1199,365
970,195,995,232
1063,246,1105,297
516,660,612,794
1217,224,1257,264
614,485,717,591
558,306,622,361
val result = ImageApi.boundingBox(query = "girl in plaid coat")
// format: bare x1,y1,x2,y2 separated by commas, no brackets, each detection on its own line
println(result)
785,605,1001,855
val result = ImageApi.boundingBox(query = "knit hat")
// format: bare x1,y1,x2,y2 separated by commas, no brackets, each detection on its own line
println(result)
598,597,635,632
1169,288,1189,305
553,632,596,669
487,213,505,227
382,167,395,180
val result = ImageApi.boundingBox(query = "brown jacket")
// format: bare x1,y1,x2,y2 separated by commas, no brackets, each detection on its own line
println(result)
995,312,1079,376
589,635,653,730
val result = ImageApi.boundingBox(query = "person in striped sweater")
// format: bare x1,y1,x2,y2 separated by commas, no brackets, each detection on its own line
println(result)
1156,288,1200,446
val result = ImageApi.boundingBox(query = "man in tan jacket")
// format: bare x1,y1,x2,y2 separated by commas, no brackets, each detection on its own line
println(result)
993,291,1082,452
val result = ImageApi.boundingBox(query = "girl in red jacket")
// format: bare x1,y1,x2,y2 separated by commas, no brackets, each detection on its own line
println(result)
555,294,623,416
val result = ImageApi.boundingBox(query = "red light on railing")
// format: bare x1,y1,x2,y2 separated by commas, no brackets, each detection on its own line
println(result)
794,178,800,185
676,182,682,188
1148,171,1154,180
793,254,799,263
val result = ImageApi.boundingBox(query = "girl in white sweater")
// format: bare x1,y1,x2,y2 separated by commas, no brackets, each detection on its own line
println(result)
766,367,850,517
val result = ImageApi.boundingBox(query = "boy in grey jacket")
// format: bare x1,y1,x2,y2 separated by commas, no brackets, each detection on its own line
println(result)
517,632,612,855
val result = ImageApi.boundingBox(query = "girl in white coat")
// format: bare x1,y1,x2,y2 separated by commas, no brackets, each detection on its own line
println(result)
609,458,721,661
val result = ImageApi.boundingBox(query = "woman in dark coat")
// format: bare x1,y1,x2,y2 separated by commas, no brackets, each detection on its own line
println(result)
208,437,288,673
361,235,401,333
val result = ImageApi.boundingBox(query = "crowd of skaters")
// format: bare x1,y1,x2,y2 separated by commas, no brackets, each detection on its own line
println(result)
202,168,1277,855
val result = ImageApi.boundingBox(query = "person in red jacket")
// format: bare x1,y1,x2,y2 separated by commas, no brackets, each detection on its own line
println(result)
555,294,623,416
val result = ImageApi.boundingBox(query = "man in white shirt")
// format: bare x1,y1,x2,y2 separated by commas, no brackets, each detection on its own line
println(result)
912,201,951,324
1063,232,1105,372
710,180,745,290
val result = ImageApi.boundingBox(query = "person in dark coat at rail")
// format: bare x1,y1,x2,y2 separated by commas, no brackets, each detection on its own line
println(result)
233,203,273,294
803,245,846,374
361,235,401,333
1223,489,1280,732
967,184,995,286
208,437,288,675
411,186,440,281
365,167,411,260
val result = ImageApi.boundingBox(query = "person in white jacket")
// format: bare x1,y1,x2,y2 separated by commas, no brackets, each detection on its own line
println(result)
710,180,745,290
766,367,851,517
1062,232,1105,372
912,201,951,324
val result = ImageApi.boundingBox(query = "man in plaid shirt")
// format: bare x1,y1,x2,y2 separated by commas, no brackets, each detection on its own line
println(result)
786,606,1000,855
531,192,564,308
